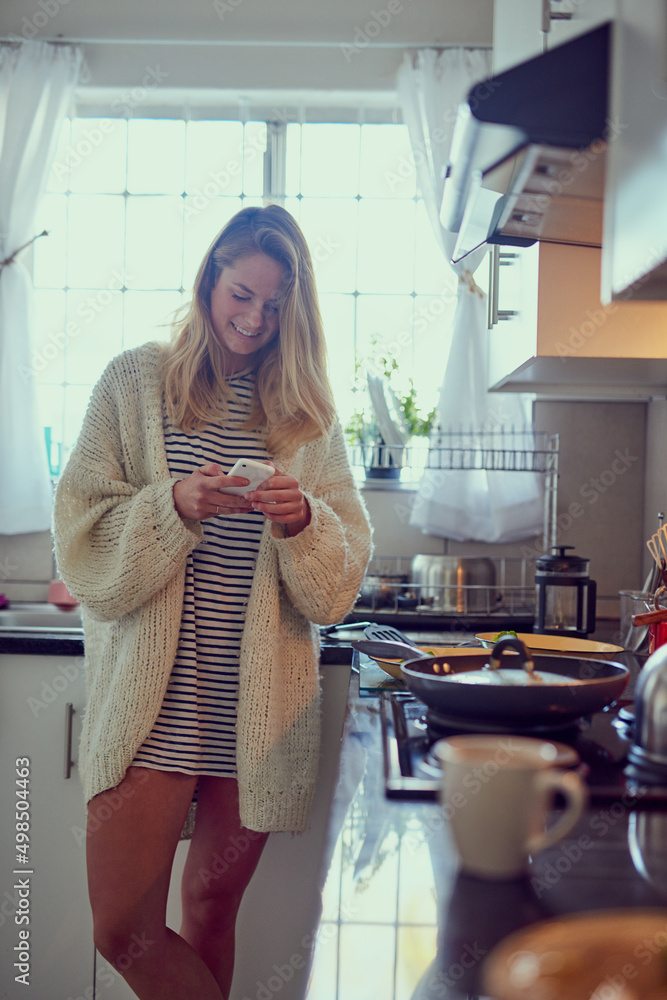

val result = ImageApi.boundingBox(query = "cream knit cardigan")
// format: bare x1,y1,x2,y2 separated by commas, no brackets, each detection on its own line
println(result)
52,342,372,832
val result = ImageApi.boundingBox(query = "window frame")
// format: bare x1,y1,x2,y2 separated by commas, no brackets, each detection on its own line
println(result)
32,105,455,480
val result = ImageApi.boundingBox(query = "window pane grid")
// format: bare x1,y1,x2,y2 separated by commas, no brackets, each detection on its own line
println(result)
286,123,454,437
33,116,454,474
34,119,266,473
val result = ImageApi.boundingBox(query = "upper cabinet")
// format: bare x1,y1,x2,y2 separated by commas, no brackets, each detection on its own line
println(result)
493,0,613,73
492,0,667,302
488,242,667,397
482,0,667,395
601,0,667,301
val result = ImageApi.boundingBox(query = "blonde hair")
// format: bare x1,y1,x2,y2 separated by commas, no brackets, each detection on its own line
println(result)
162,204,336,454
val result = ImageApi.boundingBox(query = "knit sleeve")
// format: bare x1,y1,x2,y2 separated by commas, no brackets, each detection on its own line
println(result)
52,355,203,622
272,420,373,626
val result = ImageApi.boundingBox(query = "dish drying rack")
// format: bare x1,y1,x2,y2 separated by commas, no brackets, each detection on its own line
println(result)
356,555,536,623
350,430,559,552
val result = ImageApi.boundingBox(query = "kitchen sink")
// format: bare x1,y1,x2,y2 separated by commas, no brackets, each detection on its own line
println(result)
0,601,83,631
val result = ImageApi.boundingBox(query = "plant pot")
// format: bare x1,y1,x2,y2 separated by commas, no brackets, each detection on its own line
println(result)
366,466,401,480
364,438,403,480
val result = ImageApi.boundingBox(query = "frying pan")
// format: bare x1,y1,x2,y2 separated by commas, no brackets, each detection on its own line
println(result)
400,636,629,730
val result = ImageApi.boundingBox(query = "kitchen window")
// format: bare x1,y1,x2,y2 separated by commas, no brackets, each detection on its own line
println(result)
31,115,457,475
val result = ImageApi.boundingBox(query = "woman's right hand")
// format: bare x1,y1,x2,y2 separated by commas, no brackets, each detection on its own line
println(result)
172,463,253,521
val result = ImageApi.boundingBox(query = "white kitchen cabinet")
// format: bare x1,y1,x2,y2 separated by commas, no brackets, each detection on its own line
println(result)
546,0,615,48
488,242,667,397
0,653,93,999
493,0,614,73
493,1,667,301
492,0,544,72
601,0,667,301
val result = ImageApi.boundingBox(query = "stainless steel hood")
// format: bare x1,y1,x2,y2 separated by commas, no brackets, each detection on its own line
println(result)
441,23,611,264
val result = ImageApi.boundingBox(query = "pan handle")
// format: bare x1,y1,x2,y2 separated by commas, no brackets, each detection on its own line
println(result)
489,636,536,675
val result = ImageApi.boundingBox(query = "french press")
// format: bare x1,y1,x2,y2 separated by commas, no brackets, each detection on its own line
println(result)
534,546,597,638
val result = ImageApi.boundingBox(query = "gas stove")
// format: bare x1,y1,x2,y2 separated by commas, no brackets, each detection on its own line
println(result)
380,691,667,805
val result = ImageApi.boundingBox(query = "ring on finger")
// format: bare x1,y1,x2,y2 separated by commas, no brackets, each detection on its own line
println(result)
216,506,220,515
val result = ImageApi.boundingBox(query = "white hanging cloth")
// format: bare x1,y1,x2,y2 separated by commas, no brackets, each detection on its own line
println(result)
0,41,82,534
397,49,545,542
413,280,544,541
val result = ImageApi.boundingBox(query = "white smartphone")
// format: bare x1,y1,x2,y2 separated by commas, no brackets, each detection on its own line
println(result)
219,458,275,495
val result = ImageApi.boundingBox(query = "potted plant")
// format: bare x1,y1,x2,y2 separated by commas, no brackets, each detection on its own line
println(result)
345,342,437,480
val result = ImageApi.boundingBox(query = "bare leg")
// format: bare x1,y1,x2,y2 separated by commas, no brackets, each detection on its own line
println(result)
180,776,269,997
87,766,224,1000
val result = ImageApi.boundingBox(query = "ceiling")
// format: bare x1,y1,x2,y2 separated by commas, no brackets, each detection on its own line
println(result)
0,0,493,46
0,0,494,97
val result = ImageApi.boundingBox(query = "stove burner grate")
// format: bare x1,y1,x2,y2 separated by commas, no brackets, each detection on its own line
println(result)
381,692,661,803
424,708,582,740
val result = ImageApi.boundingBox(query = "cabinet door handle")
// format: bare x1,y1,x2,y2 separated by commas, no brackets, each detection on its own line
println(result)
489,244,500,327
64,702,74,779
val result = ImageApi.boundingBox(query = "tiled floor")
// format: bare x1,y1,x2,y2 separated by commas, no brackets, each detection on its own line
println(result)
306,698,457,1000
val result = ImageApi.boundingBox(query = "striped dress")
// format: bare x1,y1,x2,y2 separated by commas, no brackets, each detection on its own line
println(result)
132,369,269,777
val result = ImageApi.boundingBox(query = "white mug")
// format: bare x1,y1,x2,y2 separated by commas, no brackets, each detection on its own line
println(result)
434,735,587,880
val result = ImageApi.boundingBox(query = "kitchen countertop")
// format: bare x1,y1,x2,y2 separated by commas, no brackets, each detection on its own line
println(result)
303,655,667,1000
0,627,359,662
3,611,664,995
0,607,636,662
0,617,478,662
0,629,85,657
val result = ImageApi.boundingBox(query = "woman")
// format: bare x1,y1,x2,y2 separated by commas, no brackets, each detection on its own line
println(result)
53,204,372,1000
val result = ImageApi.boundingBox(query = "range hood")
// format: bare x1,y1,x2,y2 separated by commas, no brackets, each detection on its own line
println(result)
441,23,611,264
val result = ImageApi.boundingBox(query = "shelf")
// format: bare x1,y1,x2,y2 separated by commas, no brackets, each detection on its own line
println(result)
356,555,536,622
348,431,559,550
348,431,559,474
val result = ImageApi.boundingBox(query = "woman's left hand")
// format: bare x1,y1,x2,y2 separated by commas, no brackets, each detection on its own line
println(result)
245,467,311,536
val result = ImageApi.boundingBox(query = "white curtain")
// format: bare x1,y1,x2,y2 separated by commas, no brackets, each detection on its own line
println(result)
397,49,544,542
0,41,82,534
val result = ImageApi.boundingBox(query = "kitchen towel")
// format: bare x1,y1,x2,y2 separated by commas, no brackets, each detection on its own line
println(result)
409,282,545,543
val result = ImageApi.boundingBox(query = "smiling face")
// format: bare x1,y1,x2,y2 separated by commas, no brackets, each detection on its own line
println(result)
209,253,285,371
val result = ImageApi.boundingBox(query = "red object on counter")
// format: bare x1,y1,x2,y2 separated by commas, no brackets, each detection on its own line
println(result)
649,620,667,654
48,580,78,608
